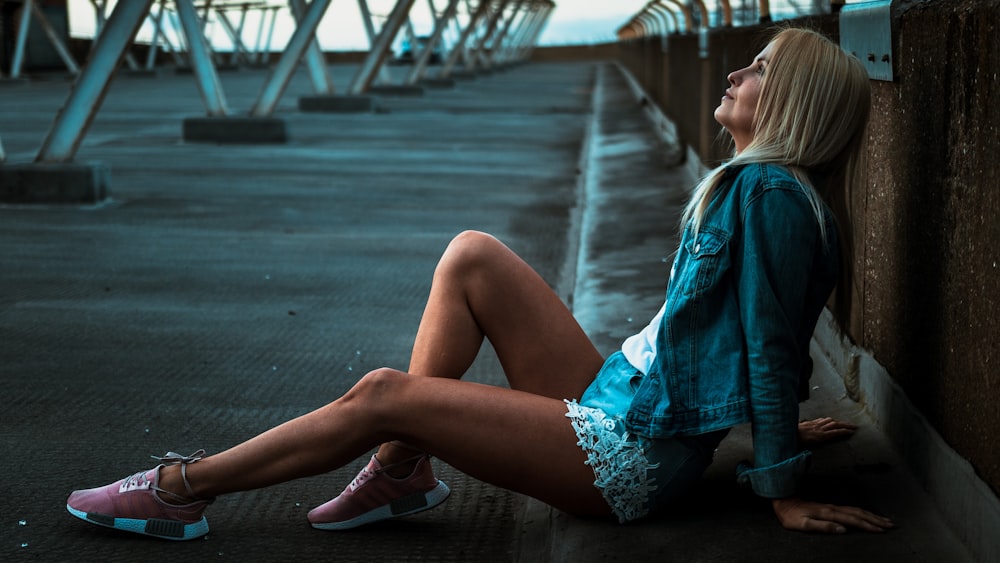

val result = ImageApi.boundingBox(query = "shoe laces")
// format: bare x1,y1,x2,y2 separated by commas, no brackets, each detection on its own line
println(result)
349,454,427,492
152,450,207,466
119,470,152,493
348,465,377,491
149,449,213,504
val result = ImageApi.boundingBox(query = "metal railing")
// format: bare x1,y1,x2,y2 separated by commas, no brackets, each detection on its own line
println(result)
0,0,553,166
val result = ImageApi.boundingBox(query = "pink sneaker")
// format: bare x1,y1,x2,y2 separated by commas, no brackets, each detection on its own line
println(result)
308,454,450,530
66,450,213,541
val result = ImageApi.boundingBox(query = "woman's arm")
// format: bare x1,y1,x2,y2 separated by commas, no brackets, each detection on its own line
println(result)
734,185,818,497
735,181,893,533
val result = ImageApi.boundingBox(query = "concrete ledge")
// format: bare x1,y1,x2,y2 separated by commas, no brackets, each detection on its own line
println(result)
182,116,287,144
367,84,425,97
0,162,110,204
813,309,1000,563
298,95,375,113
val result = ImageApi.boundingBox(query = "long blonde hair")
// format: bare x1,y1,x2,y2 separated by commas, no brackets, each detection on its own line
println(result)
682,27,871,321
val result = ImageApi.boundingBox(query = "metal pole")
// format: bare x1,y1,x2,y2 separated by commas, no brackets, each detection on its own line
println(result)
404,0,460,84
470,0,512,70
439,0,489,76
251,3,269,64
175,0,229,116
35,1,155,163
10,0,33,79
347,0,417,95
356,0,392,84
261,6,280,64
28,1,80,75
145,0,167,70
216,10,251,66
482,0,524,69
89,0,139,70
250,0,335,116
288,0,336,95
517,1,550,61
496,1,536,64
159,7,186,66
230,2,251,65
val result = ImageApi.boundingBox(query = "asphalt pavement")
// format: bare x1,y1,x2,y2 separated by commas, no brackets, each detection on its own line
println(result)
0,60,974,561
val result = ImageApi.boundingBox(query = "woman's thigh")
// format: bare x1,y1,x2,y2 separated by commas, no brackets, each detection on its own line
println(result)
362,371,613,518
436,231,604,399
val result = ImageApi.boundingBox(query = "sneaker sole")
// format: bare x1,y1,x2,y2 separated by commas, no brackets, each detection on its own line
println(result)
66,504,209,541
310,479,451,531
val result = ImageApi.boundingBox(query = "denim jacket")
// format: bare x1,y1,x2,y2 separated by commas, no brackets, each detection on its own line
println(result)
625,163,840,498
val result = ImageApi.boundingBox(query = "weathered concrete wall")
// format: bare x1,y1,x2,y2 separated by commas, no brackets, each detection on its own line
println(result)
530,42,618,62
861,0,1000,494
617,0,1000,498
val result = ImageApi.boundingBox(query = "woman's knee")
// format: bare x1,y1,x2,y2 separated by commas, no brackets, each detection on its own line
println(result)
437,230,509,279
344,368,411,411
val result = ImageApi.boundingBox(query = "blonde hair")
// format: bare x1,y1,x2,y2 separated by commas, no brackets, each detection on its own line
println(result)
682,27,871,320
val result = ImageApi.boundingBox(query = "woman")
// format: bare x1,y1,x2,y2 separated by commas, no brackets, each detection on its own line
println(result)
66,28,893,540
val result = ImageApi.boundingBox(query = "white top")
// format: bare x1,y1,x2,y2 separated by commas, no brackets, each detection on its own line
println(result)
620,303,663,376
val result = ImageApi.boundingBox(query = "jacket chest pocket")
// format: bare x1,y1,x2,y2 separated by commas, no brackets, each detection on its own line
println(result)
678,227,729,297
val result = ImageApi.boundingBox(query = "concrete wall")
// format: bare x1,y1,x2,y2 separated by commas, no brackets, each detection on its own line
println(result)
529,42,618,62
616,0,1000,500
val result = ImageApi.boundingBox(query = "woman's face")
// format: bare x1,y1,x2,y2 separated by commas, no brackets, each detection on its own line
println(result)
715,43,773,153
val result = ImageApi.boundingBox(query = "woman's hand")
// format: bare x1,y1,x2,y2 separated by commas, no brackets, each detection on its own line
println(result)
798,417,857,446
772,496,894,534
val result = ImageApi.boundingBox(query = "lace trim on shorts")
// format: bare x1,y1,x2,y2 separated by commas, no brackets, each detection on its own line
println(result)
565,399,658,523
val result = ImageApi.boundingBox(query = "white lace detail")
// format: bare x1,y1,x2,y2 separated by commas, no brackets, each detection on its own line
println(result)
565,400,657,523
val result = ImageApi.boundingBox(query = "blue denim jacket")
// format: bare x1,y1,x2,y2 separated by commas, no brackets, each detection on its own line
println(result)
625,163,840,498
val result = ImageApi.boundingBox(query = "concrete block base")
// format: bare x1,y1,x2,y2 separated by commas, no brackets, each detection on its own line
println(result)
421,77,455,89
367,84,425,97
0,162,110,204
183,116,287,144
298,95,375,113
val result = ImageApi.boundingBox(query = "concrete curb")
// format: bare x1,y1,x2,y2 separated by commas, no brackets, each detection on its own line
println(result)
813,310,1000,563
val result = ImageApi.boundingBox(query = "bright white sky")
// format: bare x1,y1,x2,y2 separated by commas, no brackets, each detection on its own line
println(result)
67,1,841,49
67,1,649,49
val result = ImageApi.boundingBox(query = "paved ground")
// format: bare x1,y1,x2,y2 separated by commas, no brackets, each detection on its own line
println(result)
0,61,975,561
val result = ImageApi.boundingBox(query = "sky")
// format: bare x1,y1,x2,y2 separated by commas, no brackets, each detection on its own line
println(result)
67,1,842,50
67,1,650,50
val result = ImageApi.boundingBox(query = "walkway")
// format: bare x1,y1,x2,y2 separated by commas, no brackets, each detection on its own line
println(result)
0,61,972,562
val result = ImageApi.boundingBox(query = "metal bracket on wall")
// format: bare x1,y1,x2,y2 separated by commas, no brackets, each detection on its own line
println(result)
839,0,894,81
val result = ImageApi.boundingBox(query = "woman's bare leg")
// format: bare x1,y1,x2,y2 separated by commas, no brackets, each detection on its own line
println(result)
162,369,611,517
156,230,609,514
378,231,604,467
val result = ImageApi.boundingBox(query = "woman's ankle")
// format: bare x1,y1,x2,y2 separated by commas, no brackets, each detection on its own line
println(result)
375,443,425,478
155,465,193,505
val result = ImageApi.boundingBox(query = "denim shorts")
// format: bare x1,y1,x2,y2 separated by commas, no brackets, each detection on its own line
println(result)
565,351,727,523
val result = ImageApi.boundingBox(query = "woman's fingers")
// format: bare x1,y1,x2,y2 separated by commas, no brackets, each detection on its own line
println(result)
809,504,895,533
798,417,859,446
774,497,895,534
